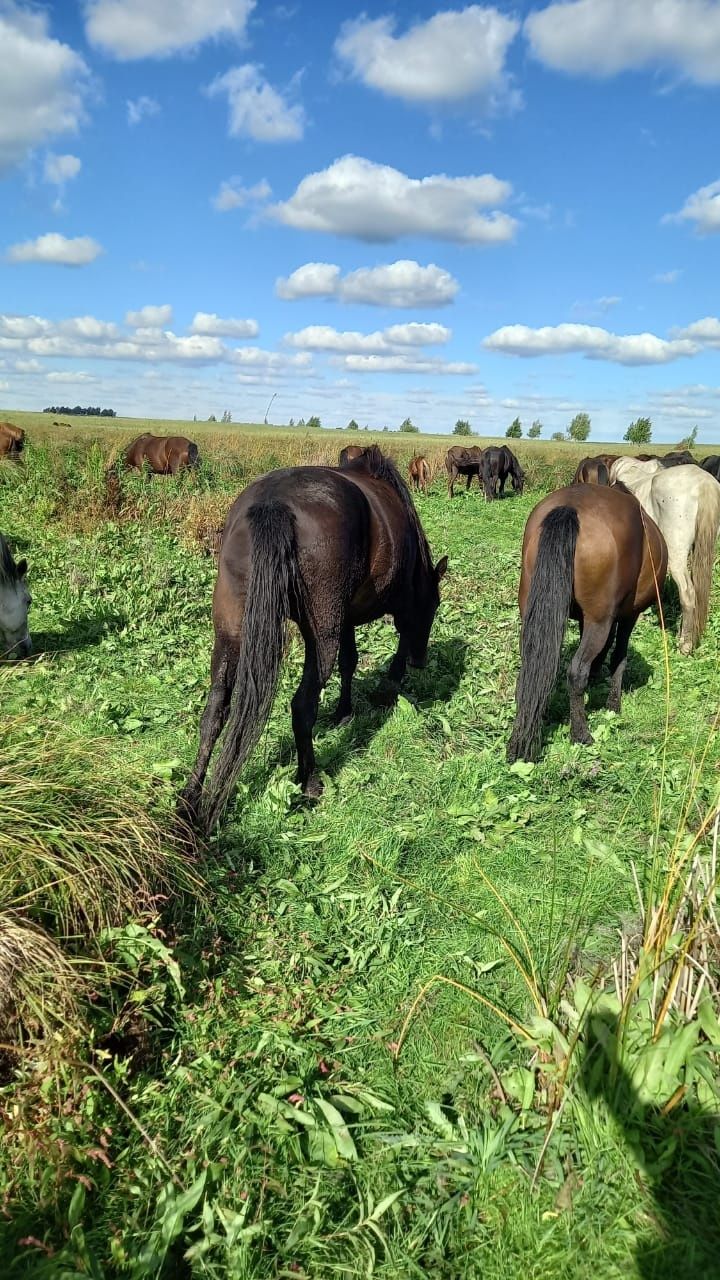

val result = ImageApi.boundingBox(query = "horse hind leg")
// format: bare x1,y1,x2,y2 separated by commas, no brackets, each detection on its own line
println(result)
333,624,358,726
292,628,340,797
179,638,239,820
567,619,614,745
672,562,696,654
606,617,635,714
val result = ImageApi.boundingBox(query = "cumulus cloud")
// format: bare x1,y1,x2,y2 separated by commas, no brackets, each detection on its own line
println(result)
125,303,173,327
335,7,519,107
6,233,103,266
189,312,259,338
212,176,271,212
664,179,720,235
84,0,255,60
525,0,720,83
284,322,451,354
43,152,81,185
0,4,89,172
229,348,311,371
206,65,305,142
276,259,459,307
483,321,698,365
271,155,516,244
127,95,160,125
674,317,720,346
336,354,477,375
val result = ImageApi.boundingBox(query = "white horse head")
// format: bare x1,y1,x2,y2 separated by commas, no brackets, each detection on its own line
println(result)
0,535,31,658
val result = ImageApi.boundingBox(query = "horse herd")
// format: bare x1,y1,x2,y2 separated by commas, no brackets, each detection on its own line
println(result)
2,425,720,836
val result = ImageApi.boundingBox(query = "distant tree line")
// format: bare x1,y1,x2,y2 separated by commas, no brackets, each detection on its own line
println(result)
43,405,117,417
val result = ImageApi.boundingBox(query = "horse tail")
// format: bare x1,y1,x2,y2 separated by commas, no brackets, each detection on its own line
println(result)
689,480,720,646
201,500,298,830
188,442,200,467
507,506,579,762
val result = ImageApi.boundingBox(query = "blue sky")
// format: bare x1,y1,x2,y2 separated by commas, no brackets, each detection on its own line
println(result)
1,0,720,441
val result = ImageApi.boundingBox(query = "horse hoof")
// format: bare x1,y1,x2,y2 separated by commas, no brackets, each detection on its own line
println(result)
332,708,353,728
303,775,324,799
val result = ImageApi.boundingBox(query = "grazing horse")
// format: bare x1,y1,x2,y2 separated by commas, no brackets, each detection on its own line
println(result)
572,454,618,485
0,534,31,658
408,455,431,495
339,444,365,467
610,458,720,653
482,445,525,501
636,450,697,468
701,455,720,480
445,445,484,497
0,422,25,459
180,445,447,830
507,486,667,762
123,433,199,475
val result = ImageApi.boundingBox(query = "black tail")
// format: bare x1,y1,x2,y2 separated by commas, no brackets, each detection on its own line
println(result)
201,501,298,830
507,507,579,762
188,442,200,467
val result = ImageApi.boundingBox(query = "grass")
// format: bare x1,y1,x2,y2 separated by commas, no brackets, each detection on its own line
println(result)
0,427,718,1277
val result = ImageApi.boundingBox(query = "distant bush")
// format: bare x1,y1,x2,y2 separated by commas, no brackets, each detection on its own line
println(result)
551,431,566,442
307,416,321,430
453,419,472,436
43,405,116,417
347,419,359,431
400,417,419,433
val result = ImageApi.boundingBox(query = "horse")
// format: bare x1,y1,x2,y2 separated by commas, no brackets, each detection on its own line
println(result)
507,486,667,762
408,455,431,495
0,534,31,658
482,445,525,501
180,445,448,830
445,445,483,497
572,455,618,485
123,433,199,474
636,450,697,468
610,458,720,653
339,444,365,467
701,455,720,480
0,422,25,459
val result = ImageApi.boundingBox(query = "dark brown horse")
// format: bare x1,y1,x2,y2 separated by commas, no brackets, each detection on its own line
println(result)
123,433,199,474
572,454,618,485
701,455,720,480
445,445,483,497
0,422,25,459
339,444,365,467
181,446,447,830
482,446,524,500
507,485,667,762
408,455,431,495
636,450,696,468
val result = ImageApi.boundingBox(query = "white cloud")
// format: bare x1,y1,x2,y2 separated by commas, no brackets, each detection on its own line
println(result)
190,312,259,338
127,95,160,125
570,294,622,319
206,64,305,142
674,317,720,346
46,370,97,383
483,321,698,365
525,0,720,83
125,303,173,327
60,316,119,339
336,354,477,375
212,177,271,212
335,7,519,106
284,322,451,354
664,179,720,235
6,233,103,266
271,154,516,244
43,152,81,185
84,0,255,60
276,259,459,307
0,4,89,172
13,358,42,372
228,348,312,371
654,269,682,284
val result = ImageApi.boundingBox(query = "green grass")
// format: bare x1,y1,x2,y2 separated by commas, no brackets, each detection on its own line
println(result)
0,434,718,1277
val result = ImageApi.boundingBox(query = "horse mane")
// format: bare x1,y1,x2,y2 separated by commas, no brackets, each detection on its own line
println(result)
347,445,434,572
0,534,19,584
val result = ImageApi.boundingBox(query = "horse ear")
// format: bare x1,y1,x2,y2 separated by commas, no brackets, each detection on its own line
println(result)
16,558,27,578
435,555,448,580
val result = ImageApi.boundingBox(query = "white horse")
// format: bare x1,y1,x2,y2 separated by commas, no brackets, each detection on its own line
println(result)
0,533,31,658
610,458,720,653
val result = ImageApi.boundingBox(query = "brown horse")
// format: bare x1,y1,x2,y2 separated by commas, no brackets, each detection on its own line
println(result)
180,446,447,830
572,454,618,485
507,485,667,762
0,533,31,658
445,445,484,497
408,455,431,495
123,433,199,474
339,444,365,467
0,422,25,459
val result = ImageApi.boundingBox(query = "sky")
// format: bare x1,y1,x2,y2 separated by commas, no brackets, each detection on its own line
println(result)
1,0,720,442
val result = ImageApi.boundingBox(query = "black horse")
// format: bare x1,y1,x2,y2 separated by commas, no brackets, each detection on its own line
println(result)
180,446,447,830
445,445,484,497
701,455,720,480
482,446,525,501
636,451,697,468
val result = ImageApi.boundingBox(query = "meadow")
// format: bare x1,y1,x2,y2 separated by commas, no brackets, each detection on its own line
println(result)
0,415,719,1279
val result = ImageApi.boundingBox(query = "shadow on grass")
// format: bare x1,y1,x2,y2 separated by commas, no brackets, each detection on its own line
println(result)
579,1010,720,1280
30,611,127,657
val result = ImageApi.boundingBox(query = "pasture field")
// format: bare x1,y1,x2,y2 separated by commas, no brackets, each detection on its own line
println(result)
1,424,719,1278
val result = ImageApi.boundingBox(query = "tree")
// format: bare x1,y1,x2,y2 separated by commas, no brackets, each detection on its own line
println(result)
400,417,419,433
551,430,566,442
528,419,542,438
221,409,232,423
347,418,359,431
297,418,305,428
307,415,321,429
624,416,652,444
193,414,197,422
677,426,698,450
207,414,217,422
568,412,591,442
453,419,472,436
506,417,522,438
288,418,295,427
